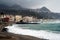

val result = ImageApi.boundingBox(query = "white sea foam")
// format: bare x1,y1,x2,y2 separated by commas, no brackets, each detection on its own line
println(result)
6,24,60,40
42,20,60,24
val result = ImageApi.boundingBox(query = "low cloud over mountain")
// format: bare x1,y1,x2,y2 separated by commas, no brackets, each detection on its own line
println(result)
0,4,60,19
0,0,46,8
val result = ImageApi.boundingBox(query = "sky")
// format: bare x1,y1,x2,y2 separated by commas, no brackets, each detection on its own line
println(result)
0,0,60,12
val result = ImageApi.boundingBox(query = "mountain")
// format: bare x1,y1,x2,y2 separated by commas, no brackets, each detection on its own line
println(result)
0,4,25,10
10,4,24,10
30,7,60,19
0,4,60,19
35,7,51,12
0,4,10,9
31,7,51,13
36,7,60,19
39,7,51,12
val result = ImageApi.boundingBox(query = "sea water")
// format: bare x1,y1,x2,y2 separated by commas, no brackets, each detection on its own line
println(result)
6,22,60,40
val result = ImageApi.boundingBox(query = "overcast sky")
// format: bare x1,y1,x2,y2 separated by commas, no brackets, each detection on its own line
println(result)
0,0,60,12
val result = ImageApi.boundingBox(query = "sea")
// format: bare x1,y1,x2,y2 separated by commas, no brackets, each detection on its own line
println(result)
6,21,60,40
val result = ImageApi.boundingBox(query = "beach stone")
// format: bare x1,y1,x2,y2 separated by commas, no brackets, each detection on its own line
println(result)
2,28,8,32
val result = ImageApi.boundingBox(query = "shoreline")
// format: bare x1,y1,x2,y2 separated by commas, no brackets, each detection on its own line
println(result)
0,23,48,40
0,32,48,40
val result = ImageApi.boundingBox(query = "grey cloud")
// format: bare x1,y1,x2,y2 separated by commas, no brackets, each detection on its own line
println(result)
0,0,15,6
0,0,60,12
0,0,46,8
15,0,46,8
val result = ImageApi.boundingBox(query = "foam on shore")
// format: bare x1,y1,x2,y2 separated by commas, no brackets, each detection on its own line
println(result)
6,24,60,40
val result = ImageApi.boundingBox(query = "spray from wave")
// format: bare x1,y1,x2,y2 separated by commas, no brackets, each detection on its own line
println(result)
42,20,60,24
6,24,60,40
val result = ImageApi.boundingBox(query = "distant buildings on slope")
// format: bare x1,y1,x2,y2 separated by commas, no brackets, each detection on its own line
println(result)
0,12,60,23
0,14,39,23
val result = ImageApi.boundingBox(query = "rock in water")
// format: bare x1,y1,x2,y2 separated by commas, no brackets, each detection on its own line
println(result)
2,28,8,32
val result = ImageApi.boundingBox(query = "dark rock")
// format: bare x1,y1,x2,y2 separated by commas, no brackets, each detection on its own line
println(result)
2,28,8,32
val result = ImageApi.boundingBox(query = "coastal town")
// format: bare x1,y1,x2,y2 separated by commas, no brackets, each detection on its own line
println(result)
0,12,37,22
0,12,59,23
0,12,59,24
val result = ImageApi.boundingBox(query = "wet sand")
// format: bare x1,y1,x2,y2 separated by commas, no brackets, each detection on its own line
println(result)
0,32,47,40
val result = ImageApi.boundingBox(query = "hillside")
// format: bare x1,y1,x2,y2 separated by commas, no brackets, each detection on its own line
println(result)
0,4,60,19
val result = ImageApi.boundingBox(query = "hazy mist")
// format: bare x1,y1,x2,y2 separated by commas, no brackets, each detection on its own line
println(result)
0,0,60,12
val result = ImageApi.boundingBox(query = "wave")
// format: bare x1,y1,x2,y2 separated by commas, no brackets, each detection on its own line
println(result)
6,25,60,40
41,20,60,24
